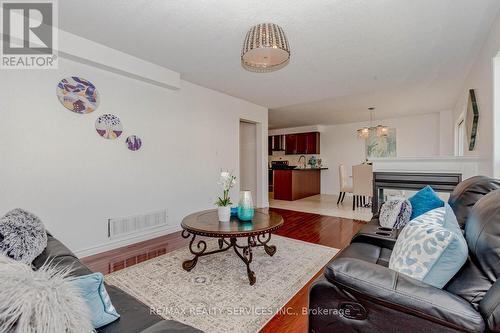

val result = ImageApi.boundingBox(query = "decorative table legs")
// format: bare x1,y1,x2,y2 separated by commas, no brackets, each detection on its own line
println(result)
255,233,277,256
181,230,277,285
181,230,231,271
231,237,256,285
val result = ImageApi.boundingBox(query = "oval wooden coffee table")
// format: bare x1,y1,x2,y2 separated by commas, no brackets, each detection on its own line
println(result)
181,209,284,285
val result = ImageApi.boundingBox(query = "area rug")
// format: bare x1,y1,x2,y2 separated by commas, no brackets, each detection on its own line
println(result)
105,235,338,333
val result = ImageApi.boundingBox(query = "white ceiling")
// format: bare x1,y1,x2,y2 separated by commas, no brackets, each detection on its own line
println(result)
58,0,500,129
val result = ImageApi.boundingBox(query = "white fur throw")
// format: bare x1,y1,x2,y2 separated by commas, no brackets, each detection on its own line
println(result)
379,199,412,229
0,209,47,264
0,254,93,333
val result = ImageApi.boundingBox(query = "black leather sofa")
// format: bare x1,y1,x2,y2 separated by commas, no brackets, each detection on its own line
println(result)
31,233,202,333
308,175,500,332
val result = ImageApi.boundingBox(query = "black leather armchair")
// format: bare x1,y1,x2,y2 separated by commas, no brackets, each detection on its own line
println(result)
309,176,500,332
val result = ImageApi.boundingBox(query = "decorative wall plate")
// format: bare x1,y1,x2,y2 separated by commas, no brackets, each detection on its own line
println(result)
57,77,100,114
95,114,123,139
126,135,142,151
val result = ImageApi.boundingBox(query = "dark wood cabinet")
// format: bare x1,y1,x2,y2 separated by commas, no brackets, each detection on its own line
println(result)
286,132,320,154
285,134,298,154
270,131,320,155
268,136,273,155
305,132,320,154
296,133,307,154
268,169,274,192
273,169,322,200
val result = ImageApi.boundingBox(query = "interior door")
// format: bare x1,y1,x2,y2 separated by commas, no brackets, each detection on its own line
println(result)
240,121,257,203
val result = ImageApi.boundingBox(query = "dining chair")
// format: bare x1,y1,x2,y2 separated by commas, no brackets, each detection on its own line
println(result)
352,164,373,210
337,164,353,204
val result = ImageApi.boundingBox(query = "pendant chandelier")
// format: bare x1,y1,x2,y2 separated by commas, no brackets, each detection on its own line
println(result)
357,107,389,139
241,23,290,72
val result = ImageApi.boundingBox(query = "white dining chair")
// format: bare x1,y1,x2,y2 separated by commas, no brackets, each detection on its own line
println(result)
352,164,373,210
337,164,353,204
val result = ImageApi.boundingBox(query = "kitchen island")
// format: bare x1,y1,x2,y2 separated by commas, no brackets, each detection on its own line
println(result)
273,168,328,201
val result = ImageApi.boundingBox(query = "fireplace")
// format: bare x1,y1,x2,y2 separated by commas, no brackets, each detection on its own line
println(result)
372,172,462,213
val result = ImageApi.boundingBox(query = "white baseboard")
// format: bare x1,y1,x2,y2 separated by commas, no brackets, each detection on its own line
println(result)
74,224,182,258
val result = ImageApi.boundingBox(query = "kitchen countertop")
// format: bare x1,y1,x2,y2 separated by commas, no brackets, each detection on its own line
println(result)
269,167,328,171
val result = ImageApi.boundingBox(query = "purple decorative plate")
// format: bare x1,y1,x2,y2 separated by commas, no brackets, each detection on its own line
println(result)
57,77,100,114
126,135,142,151
95,114,123,139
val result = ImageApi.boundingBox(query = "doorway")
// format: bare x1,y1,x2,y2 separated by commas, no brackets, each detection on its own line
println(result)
239,120,258,205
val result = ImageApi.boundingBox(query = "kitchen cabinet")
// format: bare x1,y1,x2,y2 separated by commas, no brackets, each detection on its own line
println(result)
296,134,307,154
268,169,273,192
285,134,297,154
284,132,320,155
305,132,320,154
273,168,326,200
270,132,320,155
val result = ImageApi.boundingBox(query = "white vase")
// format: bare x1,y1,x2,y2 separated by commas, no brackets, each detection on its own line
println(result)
217,206,231,222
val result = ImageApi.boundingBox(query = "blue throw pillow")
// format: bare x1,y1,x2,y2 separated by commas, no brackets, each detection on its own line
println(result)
442,203,463,235
389,207,468,288
70,272,120,329
408,186,444,219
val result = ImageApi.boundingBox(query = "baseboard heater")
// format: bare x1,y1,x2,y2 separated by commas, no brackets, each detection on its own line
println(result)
107,209,168,239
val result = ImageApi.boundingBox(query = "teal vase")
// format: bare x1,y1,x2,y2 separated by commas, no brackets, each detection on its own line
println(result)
238,191,254,221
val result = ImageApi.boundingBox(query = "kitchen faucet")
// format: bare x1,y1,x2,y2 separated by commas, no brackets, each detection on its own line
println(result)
298,155,306,169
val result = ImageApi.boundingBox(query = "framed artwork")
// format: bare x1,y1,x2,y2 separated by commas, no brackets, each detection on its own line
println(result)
126,135,142,151
466,89,479,151
56,77,100,114
95,114,123,139
366,128,397,158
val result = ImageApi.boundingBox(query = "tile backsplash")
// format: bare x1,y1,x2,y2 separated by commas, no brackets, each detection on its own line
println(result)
268,154,322,167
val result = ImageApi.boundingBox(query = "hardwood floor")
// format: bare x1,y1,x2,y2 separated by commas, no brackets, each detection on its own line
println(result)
81,208,366,333
82,231,189,274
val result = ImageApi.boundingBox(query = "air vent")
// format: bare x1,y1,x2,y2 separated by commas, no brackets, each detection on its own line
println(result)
108,209,167,239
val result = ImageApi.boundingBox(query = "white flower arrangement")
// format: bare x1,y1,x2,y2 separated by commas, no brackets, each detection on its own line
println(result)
215,171,237,207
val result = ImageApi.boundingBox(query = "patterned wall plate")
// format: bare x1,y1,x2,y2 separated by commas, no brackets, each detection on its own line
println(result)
95,114,123,139
126,135,142,151
57,77,100,114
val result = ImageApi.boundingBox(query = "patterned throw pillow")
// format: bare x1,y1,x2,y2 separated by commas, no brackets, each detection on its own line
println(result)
410,206,446,226
379,199,412,229
389,207,468,288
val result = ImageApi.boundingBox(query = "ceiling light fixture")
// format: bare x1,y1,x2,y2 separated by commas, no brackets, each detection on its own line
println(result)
357,107,389,139
241,23,290,72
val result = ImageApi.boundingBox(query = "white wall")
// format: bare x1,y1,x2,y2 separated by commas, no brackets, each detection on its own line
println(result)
239,121,257,201
439,110,454,156
453,12,500,176
0,58,268,256
319,112,454,195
